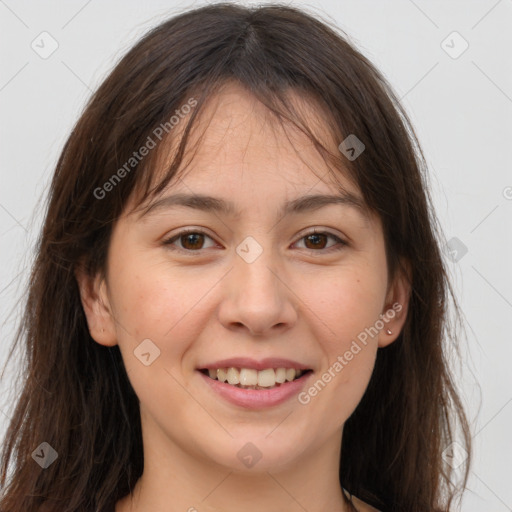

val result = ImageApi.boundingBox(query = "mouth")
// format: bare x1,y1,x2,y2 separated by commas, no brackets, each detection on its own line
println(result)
198,367,313,390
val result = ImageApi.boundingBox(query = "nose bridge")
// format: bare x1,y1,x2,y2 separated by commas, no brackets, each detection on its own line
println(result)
218,234,297,336
237,244,279,304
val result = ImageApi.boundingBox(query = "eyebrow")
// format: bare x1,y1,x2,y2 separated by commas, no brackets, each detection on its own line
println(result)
137,192,369,221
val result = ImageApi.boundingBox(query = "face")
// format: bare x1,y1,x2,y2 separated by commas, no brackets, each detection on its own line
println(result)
78,82,409,476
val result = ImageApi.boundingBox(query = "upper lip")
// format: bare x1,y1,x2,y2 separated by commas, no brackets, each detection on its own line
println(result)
198,357,311,371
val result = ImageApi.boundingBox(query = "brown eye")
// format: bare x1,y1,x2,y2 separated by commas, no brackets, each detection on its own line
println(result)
163,228,347,255
180,232,205,250
163,230,216,253
304,233,328,250
295,230,347,253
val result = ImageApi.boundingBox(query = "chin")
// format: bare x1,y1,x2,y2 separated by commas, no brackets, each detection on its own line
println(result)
196,431,308,473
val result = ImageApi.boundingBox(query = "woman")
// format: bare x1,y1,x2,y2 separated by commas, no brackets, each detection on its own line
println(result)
0,3,471,511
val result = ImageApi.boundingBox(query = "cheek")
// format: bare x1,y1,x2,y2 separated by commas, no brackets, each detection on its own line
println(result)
305,263,386,347
108,259,211,421
297,266,383,413
108,256,218,366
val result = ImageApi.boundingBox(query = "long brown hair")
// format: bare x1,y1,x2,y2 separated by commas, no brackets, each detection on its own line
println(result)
0,3,472,511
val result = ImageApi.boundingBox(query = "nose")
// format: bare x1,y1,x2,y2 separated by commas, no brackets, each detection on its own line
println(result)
217,249,298,337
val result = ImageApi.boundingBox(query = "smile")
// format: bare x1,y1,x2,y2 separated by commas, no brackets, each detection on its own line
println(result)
197,362,313,409
199,367,311,390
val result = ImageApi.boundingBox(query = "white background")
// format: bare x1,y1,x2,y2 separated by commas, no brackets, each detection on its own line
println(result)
0,1,511,510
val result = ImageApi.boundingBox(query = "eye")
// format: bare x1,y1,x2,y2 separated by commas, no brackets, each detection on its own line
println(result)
162,228,347,254
293,229,347,253
163,229,217,253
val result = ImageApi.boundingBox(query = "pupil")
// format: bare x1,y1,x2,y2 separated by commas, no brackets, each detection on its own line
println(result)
181,233,327,251
306,234,326,249
183,233,203,249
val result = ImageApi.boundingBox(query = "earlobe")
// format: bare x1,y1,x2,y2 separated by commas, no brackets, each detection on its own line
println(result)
75,265,118,347
378,259,411,348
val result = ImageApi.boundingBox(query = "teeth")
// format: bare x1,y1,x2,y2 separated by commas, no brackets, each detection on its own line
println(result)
204,367,306,388
285,368,296,382
240,368,258,386
257,368,276,387
275,367,287,384
226,367,240,385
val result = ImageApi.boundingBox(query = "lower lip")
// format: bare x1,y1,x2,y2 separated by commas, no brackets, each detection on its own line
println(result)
198,371,312,409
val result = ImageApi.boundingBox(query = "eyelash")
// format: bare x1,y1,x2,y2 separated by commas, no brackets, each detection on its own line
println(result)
162,228,347,255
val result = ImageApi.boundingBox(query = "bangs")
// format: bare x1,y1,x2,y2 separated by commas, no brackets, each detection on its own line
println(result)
127,77,368,222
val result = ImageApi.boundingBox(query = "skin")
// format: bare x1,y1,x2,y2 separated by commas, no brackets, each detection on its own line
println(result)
77,82,410,512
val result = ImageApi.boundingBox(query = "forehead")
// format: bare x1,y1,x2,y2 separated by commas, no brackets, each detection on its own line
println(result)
131,82,371,223
182,82,342,177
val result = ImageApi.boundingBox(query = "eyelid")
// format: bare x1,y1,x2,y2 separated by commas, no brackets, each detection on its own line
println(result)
162,228,219,254
162,227,348,254
294,228,347,251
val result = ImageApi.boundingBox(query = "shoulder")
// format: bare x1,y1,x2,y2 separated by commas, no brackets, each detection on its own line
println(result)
351,493,382,512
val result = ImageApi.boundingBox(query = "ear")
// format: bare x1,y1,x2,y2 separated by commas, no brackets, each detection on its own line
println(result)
378,258,412,348
75,264,118,347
